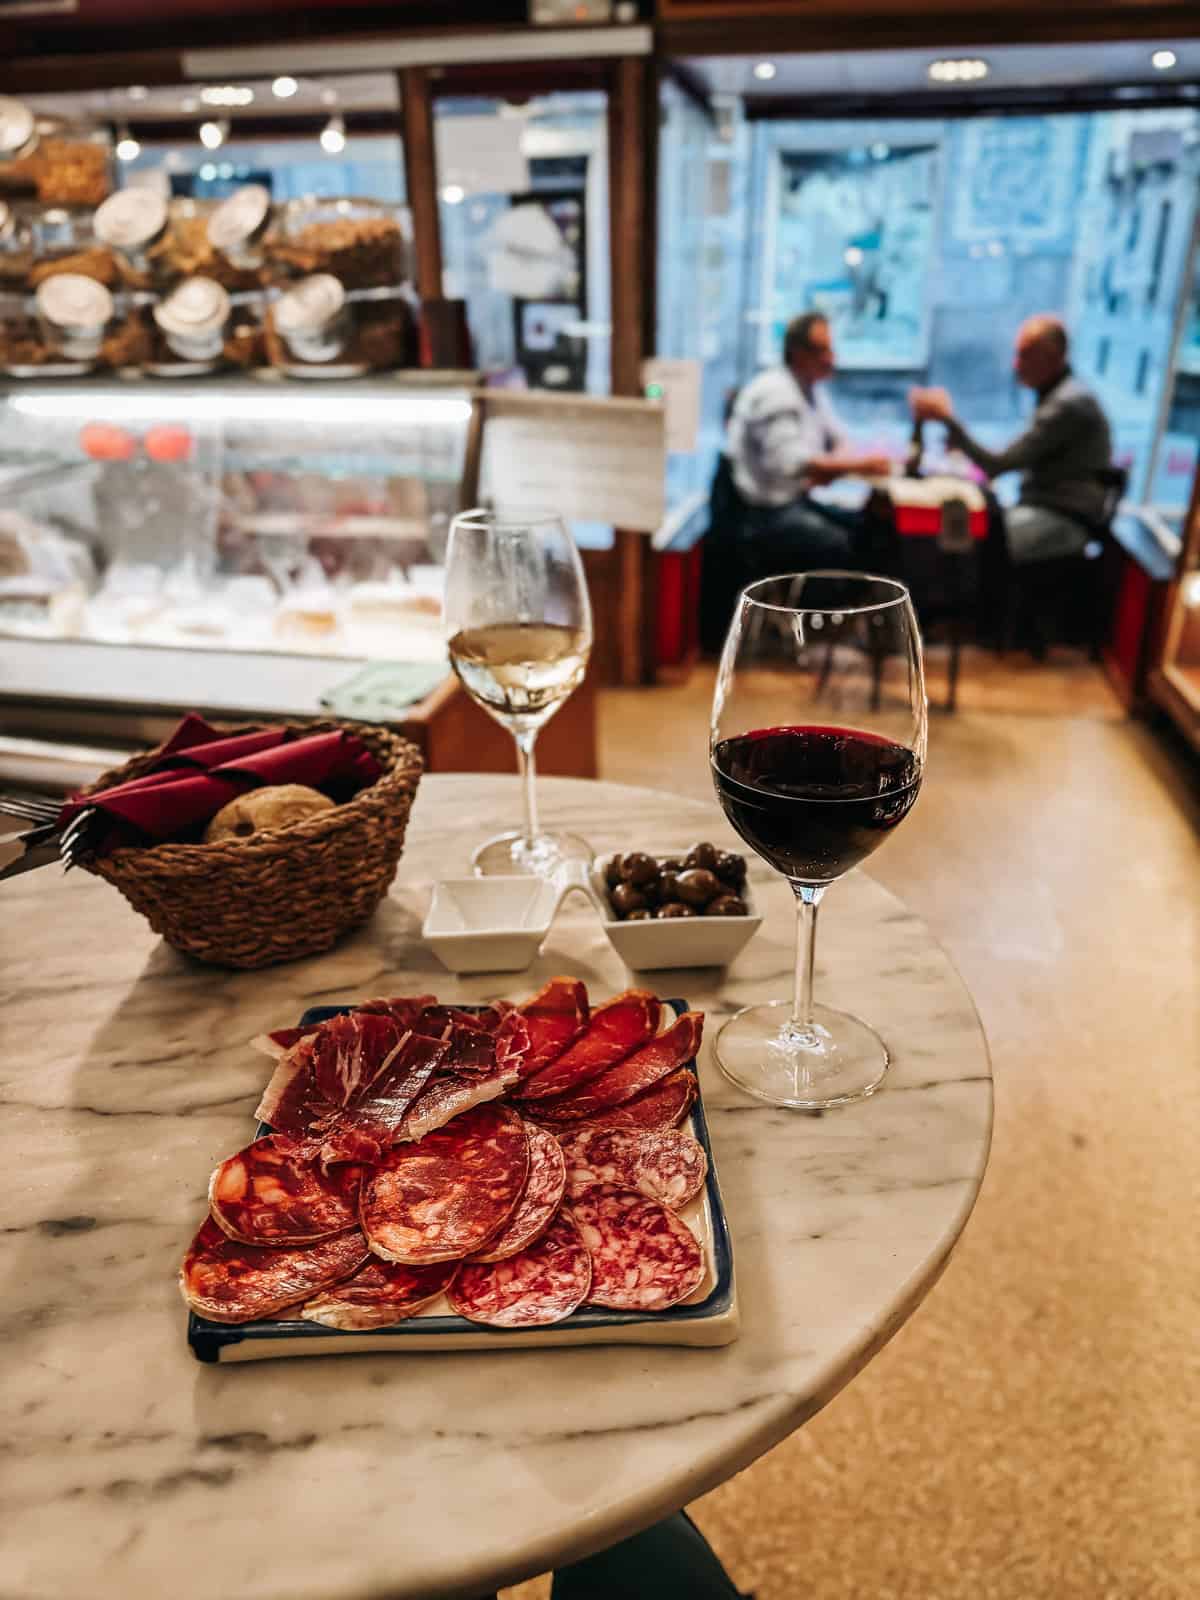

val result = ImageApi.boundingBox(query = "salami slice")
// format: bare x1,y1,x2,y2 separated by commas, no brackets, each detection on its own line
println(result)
534,1012,704,1123
208,1134,361,1246
180,1216,368,1324
570,1186,704,1312
469,1123,566,1263
447,1211,591,1328
299,1257,458,1331
570,1069,698,1133
559,1127,708,1211
361,1103,529,1265
514,991,661,1103
509,977,590,1082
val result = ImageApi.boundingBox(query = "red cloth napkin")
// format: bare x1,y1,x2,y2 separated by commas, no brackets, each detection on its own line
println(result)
59,714,381,850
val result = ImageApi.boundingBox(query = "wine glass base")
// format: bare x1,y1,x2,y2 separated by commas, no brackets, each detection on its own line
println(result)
715,1000,889,1110
472,830,593,879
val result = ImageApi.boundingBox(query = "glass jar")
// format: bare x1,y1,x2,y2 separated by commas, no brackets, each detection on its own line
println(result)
149,196,265,292
94,187,168,272
153,277,230,364
272,273,353,364
0,200,32,289
34,272,114,362
271,196,410,291
0,100,112,207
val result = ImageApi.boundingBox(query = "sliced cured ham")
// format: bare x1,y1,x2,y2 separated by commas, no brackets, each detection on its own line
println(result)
514,990,661,1103
558,1126,707,1212
448,1211,591,1328
509,977,590,1082
361,1103,529,1265
180,1216,368,1324
469,1123,566,1263
250,996,438,1060
299,1257,458,1331
208,1134,361,1246
256,1017,448,1166
570,1186,704,1312
398,1014,531,1141
533,1012,704,1123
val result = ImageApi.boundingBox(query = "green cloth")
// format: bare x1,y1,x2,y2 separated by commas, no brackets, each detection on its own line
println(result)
319,660,448,723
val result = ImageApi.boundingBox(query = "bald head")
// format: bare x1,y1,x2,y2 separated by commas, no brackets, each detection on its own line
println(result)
1014,315,1069,391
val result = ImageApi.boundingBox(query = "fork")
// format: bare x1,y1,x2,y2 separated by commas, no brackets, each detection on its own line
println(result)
0,791,63,827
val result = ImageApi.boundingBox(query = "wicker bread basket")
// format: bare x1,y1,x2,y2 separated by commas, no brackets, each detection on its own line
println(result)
79,719,423,970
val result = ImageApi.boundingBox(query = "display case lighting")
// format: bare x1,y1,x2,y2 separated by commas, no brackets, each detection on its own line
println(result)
199,120,228,150
319,114,346,154
441,185,465,205
127,85,149,102
928,58,990,84
752,61,777,82
9,393,474,427
115,127,141,162
272,76,299,98
1151,50,1178,71
200,85,255,107
1182,571,1200,609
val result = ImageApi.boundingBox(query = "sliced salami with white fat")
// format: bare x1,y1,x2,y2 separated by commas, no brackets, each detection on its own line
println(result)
570,1186,704,1312
558,1126,707,1212
361,1103,529,1265
299,1257,459,1330
469,1123,566,1263
180,1216,368,1324
447,1210,591,1328
208,1134,360,1246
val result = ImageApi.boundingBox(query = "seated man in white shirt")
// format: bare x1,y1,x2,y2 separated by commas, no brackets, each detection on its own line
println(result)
725,311,893,567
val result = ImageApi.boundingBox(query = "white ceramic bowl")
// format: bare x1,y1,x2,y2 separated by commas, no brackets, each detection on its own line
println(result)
591,851,762,972
422,876,558,974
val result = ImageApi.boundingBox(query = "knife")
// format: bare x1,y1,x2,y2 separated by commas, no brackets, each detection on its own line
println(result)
0,825,63,881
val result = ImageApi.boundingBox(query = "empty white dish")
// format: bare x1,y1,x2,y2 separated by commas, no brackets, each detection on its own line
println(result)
422,876,560,974
590,851,762,972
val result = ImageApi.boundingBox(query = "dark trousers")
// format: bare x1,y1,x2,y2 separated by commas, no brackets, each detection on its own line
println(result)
740,495,863,574
550,1511,749,1599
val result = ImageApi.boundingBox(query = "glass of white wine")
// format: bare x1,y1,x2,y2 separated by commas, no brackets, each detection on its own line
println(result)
444,507,594,877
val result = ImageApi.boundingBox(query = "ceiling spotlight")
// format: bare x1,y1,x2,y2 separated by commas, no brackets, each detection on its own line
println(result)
127,85,149,102
320,88,339,107
272,76,299,99
200,85,254,107
928,58,990,84
115,127,141,162
199,119,228,150
1151,49,1178,71
441,184,465,205
319,114,346,155
752,61,777,82
844,246,864,266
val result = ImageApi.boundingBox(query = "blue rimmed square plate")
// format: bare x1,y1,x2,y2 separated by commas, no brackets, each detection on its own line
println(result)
188,999,737,1362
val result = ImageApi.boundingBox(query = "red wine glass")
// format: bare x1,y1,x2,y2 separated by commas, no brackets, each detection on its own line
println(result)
710,572,927,1108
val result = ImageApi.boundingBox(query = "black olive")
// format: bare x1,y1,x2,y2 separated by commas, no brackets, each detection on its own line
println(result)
713,850,747,887
657,901,696,918
658,870,680,902
604,855,623,887
684,841,720,872
621,852,659,886
706,894,748,917
610,882,648,918
659,857,684,873
625,908,653,922
676,867,722,908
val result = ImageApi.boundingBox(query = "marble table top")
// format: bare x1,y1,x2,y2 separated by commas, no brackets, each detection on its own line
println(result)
2,775,992,1600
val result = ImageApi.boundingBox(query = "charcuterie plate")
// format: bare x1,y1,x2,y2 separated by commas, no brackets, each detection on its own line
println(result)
187,999,737,1362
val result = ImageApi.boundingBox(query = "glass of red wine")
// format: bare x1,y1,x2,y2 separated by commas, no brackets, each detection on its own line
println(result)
710,572,927,1109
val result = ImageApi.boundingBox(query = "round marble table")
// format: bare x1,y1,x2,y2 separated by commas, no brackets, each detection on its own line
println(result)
2,776,992,1600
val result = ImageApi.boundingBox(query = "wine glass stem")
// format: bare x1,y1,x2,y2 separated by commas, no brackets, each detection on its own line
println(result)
792,883,826,1034
514,728,541,848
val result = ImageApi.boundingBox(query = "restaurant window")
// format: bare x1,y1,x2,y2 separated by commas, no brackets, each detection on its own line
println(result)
725,106,1200,507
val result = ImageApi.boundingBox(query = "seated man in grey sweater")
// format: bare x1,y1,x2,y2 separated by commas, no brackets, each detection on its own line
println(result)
910,316,1114,565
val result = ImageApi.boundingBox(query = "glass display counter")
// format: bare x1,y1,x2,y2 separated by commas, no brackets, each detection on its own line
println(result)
0,371,597,787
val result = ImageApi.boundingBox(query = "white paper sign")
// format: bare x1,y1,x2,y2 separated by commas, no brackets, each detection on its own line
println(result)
435,114,529,199
479,394,667,533
641,357,701,455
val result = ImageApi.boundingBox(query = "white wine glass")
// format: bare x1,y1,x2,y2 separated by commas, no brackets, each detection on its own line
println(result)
710,572,927,1109
444,507,594,877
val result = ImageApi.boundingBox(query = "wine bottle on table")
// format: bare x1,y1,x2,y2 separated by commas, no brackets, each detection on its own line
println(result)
905,417,924,478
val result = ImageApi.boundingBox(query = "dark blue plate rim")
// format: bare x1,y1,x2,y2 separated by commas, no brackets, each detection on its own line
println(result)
187,999,734,1362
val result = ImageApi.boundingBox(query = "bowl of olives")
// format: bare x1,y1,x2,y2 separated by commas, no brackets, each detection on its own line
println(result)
591,841,761,971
